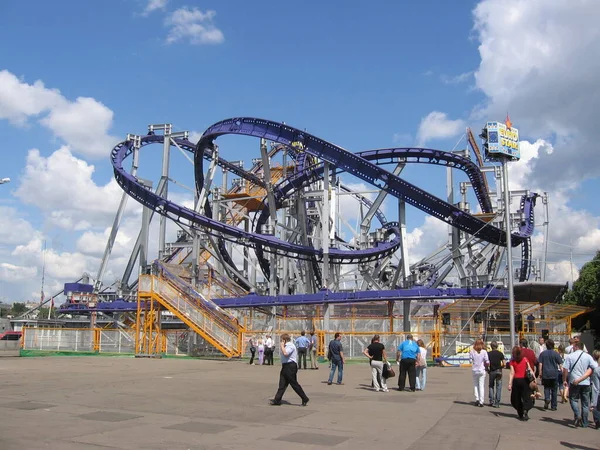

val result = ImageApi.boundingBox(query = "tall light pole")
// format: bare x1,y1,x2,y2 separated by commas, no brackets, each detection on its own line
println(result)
481,116,520,352
0,177,10,185
501,159,517,352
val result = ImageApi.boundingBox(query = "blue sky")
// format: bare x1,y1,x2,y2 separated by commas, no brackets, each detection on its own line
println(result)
1,0,599,303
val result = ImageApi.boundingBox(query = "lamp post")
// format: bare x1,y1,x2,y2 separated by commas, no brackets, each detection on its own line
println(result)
502,160,517,352
0,178,10,185
480,117,520,352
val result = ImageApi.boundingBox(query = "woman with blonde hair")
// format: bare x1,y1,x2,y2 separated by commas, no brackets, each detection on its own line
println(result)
469,339,489,407
415,339,427,391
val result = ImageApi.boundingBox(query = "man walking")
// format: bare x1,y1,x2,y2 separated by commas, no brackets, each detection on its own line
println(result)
327,332,344,385
396,334,419,392
562,340,598,428
295,330,310,370
270,333,309,406
309,330,319,369
487,341,505,408
538,338,563,411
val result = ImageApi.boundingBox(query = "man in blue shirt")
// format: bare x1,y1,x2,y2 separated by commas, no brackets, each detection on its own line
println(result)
295,330,310,370
270,333,309,406
562,341,598,428
537,338,563,411
327,333,345,385
396,334,419,392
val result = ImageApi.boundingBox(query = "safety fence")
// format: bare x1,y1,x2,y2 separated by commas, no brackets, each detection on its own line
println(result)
240,330,437,361
22,328,145,355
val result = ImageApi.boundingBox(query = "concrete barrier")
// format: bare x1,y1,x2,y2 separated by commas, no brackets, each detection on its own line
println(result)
0,340,20,356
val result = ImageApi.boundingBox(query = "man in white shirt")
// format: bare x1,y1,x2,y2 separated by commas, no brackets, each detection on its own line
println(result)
270,333,309,407
566,335,588,354
264,335,274,365
534,337,546,358
562,341,598,428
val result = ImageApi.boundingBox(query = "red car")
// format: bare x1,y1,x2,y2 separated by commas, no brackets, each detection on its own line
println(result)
0,331,22,341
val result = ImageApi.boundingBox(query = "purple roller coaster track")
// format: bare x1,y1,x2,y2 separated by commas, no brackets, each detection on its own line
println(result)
62,117,539,312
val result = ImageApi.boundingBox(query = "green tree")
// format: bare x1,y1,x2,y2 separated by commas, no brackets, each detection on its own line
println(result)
37,307,57,319
563,250,600,308
9,302,28,316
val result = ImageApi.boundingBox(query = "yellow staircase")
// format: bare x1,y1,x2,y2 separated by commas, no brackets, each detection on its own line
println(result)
137,274,243,358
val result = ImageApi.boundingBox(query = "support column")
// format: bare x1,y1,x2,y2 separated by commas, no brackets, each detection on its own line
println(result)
158,125,172,259
139,179,153,270
403,299,411,332
322,162,330,289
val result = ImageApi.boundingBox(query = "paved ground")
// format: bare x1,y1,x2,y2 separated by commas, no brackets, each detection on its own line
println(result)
0,356,598,450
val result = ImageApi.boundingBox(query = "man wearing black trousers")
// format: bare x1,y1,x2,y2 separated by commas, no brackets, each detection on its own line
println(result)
396,334,419,392
270,333,309,406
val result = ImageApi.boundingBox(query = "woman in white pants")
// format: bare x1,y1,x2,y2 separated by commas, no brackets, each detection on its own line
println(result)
363,335,389,392
469,339,489,407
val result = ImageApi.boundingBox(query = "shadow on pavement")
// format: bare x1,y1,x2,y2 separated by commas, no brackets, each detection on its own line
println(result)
540,416,574,428
560,442,598,450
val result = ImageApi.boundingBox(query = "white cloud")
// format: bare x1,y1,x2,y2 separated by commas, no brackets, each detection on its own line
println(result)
14,147,130,230
441,71,473,85
472,0,600,186
165,7,224,45
40,97,118,158
143,0,168,15
0,70,118,158
188,130,203,144
0,207,35,245
0,263,37,283
406,215,448,264
0,70,63,126
416,111,465,146
544,260,578,284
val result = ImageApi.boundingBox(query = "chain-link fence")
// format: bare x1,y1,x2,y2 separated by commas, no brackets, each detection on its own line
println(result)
23,328,95,352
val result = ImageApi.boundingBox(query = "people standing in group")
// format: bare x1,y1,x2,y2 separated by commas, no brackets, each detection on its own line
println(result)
264,334,274,365
487,341,505,408
327,332,345,385
295,330,310,370
537,338,563,411
469,339,489,407
396,334,419,392
269,333,309,406
363,334,389,392
508,346,535,421
309,330,319,369
257,338,265,366
415,339,427,391
591,350,600,429
562,340,598,428
248,336,257,365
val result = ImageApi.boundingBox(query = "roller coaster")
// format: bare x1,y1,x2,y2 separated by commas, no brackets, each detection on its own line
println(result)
56,118,541,356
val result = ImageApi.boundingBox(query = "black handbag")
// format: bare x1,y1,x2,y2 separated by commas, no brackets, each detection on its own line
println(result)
525,367,535,383
382,362,396,379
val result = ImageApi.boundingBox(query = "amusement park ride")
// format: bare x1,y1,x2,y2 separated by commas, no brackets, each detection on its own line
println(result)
24,116,572,359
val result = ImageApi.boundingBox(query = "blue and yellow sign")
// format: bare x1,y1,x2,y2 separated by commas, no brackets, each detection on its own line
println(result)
485,121,520,160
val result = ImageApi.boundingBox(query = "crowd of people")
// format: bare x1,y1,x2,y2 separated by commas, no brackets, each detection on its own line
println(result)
468,335,600,427
251,330,599,430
